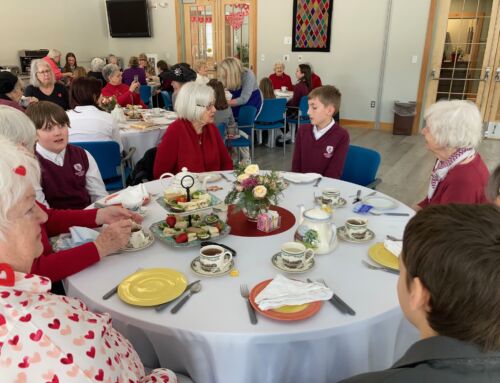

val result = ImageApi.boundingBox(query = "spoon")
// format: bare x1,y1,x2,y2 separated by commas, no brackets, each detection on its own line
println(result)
386,235,402,241
170,282,202,314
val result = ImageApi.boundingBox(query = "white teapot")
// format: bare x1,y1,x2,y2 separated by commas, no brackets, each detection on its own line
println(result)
294,205,337,255
160,167,208,193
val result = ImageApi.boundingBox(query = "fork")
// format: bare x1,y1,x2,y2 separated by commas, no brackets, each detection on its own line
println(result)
362,260,400,275
220,172,231,182
240,284,258,325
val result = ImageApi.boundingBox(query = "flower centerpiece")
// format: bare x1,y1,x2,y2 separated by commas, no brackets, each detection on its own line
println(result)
224,164,287,221
99,95,117,113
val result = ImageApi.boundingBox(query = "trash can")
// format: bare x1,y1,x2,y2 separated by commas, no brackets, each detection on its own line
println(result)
393,101,416,136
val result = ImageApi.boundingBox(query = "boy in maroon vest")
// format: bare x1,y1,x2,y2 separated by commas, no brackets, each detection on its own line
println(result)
26,101,107,209
292,85,349,179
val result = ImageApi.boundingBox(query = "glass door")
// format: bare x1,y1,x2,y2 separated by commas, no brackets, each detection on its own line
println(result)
484,10,500,137
179,0,257,77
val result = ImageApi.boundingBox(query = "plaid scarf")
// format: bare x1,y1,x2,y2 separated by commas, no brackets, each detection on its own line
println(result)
427,147,475,200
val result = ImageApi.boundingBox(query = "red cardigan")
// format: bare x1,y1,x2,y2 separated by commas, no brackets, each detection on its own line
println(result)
153,118,233,178
418,154,489,208
101,83,146,108
312,73,322,89
269,73,293,90
32,203,100,282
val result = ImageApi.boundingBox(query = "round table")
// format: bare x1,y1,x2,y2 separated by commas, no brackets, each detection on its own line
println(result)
65,173,419,383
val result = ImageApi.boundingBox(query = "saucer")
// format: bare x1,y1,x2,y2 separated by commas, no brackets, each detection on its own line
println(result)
122,232,155,252
271,253,315,273
314,196,347,208
190,256,234,277
337,226,375,243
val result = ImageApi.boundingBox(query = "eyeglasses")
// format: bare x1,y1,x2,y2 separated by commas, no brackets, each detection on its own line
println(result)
37,70,52,75
197,103,215,110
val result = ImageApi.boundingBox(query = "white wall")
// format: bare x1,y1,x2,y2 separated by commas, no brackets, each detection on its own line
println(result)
0,0,430,124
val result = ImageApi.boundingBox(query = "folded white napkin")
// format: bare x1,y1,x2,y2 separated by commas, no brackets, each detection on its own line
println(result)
282,172,322,184
53,226,100,251
104,185,148,206
255,274,333,311
384,239,402,257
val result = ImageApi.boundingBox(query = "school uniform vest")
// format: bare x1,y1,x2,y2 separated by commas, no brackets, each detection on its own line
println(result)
36,145,91,209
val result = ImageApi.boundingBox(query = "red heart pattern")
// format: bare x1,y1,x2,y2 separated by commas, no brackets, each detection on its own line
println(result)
84,330,94,339
48,319,60,330
86,346,96,359
29,330,43,342
0,263,15,287
95,368,104,381
60,353,73,365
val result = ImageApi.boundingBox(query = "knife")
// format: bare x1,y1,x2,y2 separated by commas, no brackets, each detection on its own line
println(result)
313,177,322,187
380,212,410,216
308,279,356,316
155,279,201,312
353,189,362,203
102,267,142,300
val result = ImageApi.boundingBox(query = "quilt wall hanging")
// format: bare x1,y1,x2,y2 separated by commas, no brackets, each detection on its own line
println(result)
292,0,333,52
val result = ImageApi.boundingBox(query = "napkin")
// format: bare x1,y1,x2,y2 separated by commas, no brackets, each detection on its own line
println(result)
281,172,322,184
384,239,402,257
104,184,148,206
53,226,100,251
255,274,333,311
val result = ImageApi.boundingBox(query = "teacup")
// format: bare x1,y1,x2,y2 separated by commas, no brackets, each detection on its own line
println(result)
128,225,147,248
281,86,288,92
345,217,368,240
322,188,341,205
280,241,314,269
151,107,163,116
199,245,233,272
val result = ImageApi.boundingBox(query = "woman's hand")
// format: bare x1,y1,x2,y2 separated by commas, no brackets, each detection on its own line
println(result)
229,99,237,106
94,220,132,257
62,72,74,78
130,81,140,93
95,206,143,226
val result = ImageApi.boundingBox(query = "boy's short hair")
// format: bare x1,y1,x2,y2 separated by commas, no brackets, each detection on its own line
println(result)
26,101,69,130
308,85,341,114
402,204,500,351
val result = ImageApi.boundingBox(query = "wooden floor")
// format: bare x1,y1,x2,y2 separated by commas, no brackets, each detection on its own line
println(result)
252,127,500,206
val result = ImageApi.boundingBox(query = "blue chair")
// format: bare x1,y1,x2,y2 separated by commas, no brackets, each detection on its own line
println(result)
226,106,257,162
160,91,173,111
341,145,382,189
140,85,152,108
286,95,310,142
254,98,288,157
71,141,136,192
217,123,226,139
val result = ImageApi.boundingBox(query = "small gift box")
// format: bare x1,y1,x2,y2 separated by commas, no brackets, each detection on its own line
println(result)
257,211,281,233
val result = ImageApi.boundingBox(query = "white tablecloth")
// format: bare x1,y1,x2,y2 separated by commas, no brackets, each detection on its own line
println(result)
65,174,419,383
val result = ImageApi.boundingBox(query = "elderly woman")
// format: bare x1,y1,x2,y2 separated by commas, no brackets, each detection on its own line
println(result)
164,63,197,108
269,62,293,91
0,71,37,112
87,57,106,88
0,135,180,382
0,105,137,285
101,63,146,108
122,56,147,86
68,77,123,150
414,100,489,210
42,48,73,82
153,82,233,178
24,59,69,110
139,52,156,78
217,57,262,118
486,164,500,206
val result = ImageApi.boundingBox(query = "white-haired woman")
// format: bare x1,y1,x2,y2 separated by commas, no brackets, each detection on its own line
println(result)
24,59,69,110
153,82,232,178
0,105,136,285
42,48,73,82
217,57,262,118
414,100,489,210
486,164,500,206
269,61,293,90
101,63,145,108
87,57,106,87
0,71,37,112
0,135,181,383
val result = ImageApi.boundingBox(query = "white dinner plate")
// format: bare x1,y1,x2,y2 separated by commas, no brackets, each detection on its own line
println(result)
281,172,322,184
363,196,397,211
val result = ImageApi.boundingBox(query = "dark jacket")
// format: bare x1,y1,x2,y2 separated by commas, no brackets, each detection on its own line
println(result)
339,336,500,383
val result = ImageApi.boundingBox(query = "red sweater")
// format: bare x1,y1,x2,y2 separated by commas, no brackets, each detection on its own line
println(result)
312,73,322,89
101,83,146,108
269,73,293,90
153,118,233,178
32,203,100,282
418,154,489,208
292,123,350,179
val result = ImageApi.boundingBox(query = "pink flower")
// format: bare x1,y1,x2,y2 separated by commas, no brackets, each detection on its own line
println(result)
241,176,259,189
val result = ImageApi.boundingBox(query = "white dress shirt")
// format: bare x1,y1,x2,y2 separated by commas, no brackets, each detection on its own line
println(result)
313,118,336,140
35,143,108,206
67,105,123,151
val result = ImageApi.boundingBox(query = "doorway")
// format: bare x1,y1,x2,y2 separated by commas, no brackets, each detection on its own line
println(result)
423,0,500,132
176,0,257,77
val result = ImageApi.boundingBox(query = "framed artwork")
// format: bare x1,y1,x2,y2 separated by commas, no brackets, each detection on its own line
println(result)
292,0,334,52
146,53,159,75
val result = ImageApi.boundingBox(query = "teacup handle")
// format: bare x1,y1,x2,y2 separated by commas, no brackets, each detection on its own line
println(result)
159,172,175,189
222,251,233,266
304,248,315,262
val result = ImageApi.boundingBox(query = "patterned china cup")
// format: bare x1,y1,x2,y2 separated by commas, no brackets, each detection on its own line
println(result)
280,241,315,269
322,188,341,205
199,245,233,272
128,225,147,248
281,86,287,92
345,217,368,240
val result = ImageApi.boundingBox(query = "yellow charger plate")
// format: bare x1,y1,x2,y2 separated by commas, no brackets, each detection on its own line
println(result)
118,268,188,306
368,243,399,270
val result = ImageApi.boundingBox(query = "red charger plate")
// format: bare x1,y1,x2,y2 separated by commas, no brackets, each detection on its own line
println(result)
249,279,323,321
